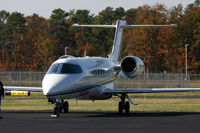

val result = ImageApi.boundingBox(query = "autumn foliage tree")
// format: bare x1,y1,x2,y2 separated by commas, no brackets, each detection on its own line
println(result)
0,1,200,74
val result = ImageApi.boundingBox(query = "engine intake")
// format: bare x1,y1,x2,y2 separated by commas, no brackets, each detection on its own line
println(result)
121,56,144,78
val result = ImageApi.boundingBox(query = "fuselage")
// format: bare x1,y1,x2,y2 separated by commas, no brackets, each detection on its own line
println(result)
42,56,119,100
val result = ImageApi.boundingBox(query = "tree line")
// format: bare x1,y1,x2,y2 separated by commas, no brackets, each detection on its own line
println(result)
0,0,200,73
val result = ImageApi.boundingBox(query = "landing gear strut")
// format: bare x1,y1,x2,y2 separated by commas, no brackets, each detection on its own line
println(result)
118,94,130,114
53,103,61,117
51,99,69,117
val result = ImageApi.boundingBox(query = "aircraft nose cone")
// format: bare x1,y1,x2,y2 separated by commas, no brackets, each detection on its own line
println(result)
43,87,55,96
42,83,54,96
42,74,66,96
42,76,58,96
42,73,83,97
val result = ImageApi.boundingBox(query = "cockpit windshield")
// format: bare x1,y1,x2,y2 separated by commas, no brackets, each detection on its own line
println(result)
47,63,82,74
47,64,60,74
61,63,82,74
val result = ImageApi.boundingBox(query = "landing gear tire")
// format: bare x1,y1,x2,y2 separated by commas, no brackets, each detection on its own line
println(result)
125,101,130,113
118,100,130,114
118,101,123,114
63,101,69,113
53,106,60,117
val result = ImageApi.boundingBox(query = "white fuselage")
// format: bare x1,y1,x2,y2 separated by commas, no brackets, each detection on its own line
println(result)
42,56,118,100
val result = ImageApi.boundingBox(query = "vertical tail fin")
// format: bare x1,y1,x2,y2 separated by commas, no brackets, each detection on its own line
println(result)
108,20,126,63
73,19,127,63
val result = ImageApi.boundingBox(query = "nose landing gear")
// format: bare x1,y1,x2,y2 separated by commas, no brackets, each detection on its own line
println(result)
51,99,69,117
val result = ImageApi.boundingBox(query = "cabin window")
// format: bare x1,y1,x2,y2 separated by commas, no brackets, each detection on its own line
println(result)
90,69,110,75
47,64,60,74
61,63,82,74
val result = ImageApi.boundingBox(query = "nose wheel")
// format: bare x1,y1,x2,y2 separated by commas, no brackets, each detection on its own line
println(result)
51,99,69,117
53,105,61,117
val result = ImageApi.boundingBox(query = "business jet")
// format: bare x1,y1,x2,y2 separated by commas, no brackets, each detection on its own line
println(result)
4,20,200,117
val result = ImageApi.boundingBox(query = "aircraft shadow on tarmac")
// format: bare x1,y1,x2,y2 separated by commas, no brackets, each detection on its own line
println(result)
3,111,200,118
68,111,200,118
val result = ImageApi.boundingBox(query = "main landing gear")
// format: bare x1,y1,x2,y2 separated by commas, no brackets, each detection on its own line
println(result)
49,98,69,117
118,94,135,114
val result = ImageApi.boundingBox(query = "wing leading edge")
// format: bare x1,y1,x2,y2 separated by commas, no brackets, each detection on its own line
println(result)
104,88,200,94
4,86,43,92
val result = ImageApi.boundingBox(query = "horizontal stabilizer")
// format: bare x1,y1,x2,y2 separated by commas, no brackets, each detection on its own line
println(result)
73,24,115,28
120,24,177,28
73,24,177,28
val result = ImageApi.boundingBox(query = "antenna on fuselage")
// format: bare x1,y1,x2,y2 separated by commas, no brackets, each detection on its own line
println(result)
65,47,68,55
73,20,177,63
84,50,87,57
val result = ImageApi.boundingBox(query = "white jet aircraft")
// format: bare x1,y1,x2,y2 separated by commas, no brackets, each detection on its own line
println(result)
4,20,200,117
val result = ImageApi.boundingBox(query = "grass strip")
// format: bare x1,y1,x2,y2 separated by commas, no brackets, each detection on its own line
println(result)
2,97,200,112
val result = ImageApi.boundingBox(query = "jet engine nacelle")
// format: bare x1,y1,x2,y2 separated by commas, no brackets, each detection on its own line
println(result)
121,56,144,79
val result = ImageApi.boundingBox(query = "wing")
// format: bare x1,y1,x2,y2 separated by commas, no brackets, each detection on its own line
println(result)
4,86,43,92
104,88,200,94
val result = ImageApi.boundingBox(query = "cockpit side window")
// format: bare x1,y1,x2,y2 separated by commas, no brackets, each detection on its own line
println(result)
47,64,60,74
61,63,82,74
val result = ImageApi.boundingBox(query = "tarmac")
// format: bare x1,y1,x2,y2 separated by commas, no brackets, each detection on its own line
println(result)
0,111,200,133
